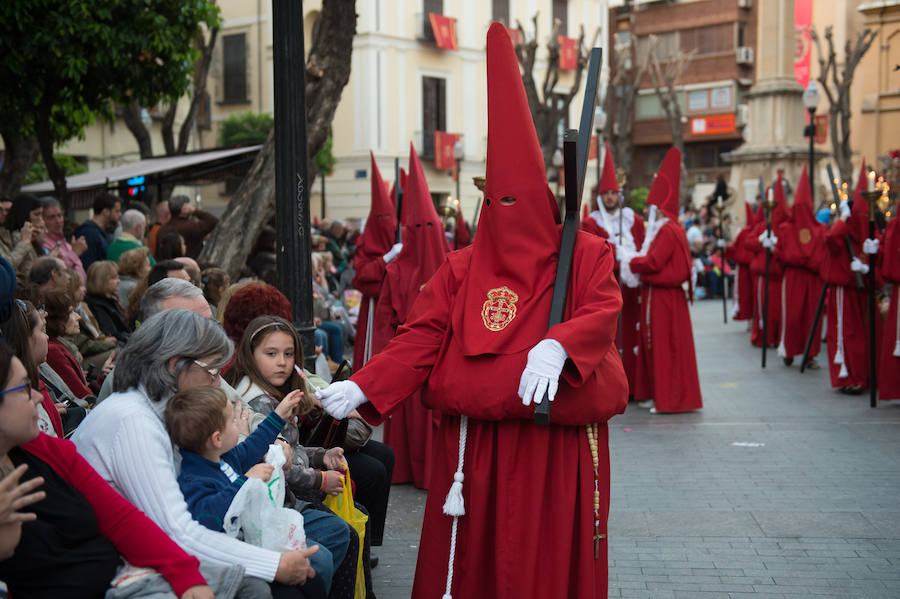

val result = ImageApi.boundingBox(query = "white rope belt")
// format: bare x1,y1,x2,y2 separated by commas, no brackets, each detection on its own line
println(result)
757,277,764,329
894,291,900,357
362,298,375,366
834,287,848,378
441,414,468,599
731,264,740,318
777,277,787,358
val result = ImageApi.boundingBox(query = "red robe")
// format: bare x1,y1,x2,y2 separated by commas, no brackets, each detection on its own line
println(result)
350,238,388,372
353,233,627,599
581,209,645,396
744,222,784,347
725,226,756,321
878,216,900,400
630,221,703,413
775,220,825,360
822,218,879,388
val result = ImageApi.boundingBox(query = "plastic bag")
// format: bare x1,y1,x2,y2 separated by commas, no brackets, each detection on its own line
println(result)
315,352,332,383
222,444,307,552
323,465,367,599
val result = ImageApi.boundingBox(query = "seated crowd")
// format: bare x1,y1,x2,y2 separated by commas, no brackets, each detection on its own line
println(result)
0,192,389,599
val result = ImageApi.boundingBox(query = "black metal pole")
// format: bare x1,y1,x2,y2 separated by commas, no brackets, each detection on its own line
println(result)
595,131,602,193
718,203,728,324
394,157,403,244
762,197,773,368
321,171,326,219
865,194,878,407
808,108,816,210
272,0,315,366
800,283,828,373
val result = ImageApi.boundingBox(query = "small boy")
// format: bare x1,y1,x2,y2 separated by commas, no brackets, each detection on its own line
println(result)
165,386,302,533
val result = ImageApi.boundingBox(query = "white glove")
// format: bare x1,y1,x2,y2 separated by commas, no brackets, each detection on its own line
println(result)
850,257,870,274
863,238,879,255
716,238,727,249
382,242,403,264
517,339,568,407
315,380,367,419
758,231,777,250
839,200,851,219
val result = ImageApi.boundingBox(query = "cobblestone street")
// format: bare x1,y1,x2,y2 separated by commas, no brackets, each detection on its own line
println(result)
372,299,900,598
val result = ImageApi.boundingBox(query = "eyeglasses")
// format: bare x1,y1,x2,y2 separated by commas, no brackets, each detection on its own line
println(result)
0,383,31,396
192,359,221,380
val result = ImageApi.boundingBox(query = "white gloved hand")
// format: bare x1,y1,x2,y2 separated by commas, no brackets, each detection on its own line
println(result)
839,200,851,219
517,339,568,407
863,238,879,255
382,242,403,264
758,231,777,250
716,238,727,249
850,257,870,274
315,380,367,419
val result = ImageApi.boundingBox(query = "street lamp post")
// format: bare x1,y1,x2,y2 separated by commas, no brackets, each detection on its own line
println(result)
453,139,464,210
552,148,564,205
802,81,821,207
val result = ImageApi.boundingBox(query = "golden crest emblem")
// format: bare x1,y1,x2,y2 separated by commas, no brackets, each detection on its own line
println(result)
481,286,519,331
799,228,811,245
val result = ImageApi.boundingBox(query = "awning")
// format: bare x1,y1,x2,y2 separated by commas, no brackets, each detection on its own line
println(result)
22,145,262,194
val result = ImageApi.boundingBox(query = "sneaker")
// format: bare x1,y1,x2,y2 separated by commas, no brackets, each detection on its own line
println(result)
637,400,655,409
649,407,658,414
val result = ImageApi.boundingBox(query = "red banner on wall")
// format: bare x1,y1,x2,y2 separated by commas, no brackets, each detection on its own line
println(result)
814,114,828,145
794,0,812,88
558,36,577,70
434,131,461,171
429,14,458,51
589,135,598,160
690,114,736,136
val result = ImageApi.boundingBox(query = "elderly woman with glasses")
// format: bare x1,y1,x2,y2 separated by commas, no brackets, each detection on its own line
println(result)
72,309,323,599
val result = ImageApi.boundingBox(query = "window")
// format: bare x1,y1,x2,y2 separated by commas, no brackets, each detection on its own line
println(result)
223,33,248,103
710,86,732,109
680,24,733,55
637,32,679,64
422,0,442,42
422,76,446,160
553,0,568,36
492,0,509,25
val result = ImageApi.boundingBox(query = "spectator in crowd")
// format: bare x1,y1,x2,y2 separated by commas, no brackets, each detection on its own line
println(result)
116,246,152,307
148,259,191,287
175,257,202,287
157,231,187,262
75,194,122,272
1,194,46,280
73,309,323,597
66,270,118,371
158,195,218,259
84,261,130,344
41,288,94,401
201,267,230,318
247,226,277,281
148,199,170,256
39,197,87,280
0,341,226,599
107,209,154,265
28,256,71,297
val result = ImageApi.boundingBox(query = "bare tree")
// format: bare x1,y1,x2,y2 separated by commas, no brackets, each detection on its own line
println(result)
810,25,878,183
514,13,600,167
122,25,220,160
198,0,356,278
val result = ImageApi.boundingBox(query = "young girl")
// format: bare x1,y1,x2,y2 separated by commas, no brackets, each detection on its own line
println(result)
226,314,365,599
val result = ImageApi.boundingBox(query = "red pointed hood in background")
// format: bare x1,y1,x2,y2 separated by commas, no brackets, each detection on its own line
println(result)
848,159,871,242
789,162,821,260
598,141,619,193
359,152,397,257
387,144,449,322
744,201,754,228
646,148,681,222
452,22,561,357
455,203,471,248
771,171,790,229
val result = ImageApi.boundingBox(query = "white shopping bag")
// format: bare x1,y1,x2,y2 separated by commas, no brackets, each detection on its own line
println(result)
222,444,306,552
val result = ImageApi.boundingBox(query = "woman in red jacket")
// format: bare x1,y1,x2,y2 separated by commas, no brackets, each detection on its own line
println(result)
0,340,214,598
42,287,96,399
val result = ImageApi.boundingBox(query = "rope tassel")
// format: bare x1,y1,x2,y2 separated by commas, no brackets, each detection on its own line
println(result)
442,415,469,599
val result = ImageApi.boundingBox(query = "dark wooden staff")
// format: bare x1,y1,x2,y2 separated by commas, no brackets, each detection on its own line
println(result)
761,189,775,368
861,187,881,408
394,157,403,243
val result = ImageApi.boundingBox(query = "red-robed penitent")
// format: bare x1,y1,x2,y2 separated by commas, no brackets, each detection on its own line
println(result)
373,144,448,489
878,214,900,400
627,148,702,414
743,176,789,348
822,161,881,389
775,163,825,362
351,23,627,598
351,153,397,372
725,202,760,321
581,141,645,396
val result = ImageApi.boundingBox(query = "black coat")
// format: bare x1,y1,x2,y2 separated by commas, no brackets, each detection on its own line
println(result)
84,294,130,344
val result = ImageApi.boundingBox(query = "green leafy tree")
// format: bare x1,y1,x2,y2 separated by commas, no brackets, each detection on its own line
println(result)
24,155,87,186
316,131,337,177
219,112,275,147
0,0,220,212
629,186,649,215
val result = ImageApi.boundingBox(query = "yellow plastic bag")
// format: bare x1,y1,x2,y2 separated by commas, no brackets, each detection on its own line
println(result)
323,465,367,599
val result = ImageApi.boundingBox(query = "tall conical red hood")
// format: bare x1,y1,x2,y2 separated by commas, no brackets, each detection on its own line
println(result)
789,162,821,261
771,171,790,229
598,141,618,193
387,144,449,323
452,22,561,356
744,201,754,227
360,152,397,256
849,159,870,241
647,148,681,222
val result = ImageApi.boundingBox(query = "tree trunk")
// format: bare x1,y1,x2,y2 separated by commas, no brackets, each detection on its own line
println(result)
122,102,154,159
34,108,68,214
199,0,356,279
177,27,218,155
0,129,40,198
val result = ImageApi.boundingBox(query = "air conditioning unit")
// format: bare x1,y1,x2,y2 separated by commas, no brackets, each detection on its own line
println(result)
736,46,754,65
736,103,750,127
737,0,752,9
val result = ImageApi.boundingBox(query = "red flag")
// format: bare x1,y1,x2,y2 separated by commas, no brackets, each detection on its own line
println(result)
558,36,577,70
814,114,828,145
506,26,522,46
434,131,460,171
429,14,458,51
